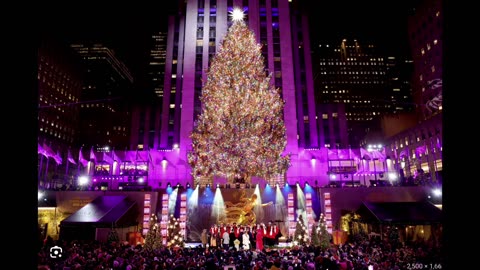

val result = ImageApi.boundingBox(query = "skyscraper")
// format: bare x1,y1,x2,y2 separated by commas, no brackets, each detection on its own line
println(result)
71,44,134,150
129,31,169,151
384,56,415,114
313,39,389,147
38,37,84,186
149,31,168,99
39,38,83,148
383,0,443,183
131,0,320,184
408,0,442,120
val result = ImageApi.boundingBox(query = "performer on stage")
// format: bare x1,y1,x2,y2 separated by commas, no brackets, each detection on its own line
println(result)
221,229,230,250
209,224,219,247
265,220,278,247
242,230,251,250
247,225,255,250
201,229,208,248
256,223,265,251
232,223,241,239
229,228,236,248
219,223,229,236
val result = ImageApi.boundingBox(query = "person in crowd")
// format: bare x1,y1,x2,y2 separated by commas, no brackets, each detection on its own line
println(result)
38,222,441,270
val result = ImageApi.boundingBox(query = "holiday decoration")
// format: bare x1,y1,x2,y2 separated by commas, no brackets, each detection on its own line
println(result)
317,213,332,249
294,214,309,246
188,8,290,185
167,214,184,248
143,213,161,251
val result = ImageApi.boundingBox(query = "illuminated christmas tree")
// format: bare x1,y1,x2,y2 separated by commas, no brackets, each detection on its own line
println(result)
167,214,184,247
310,221,319,247
294,214,309,246
107,228,119,244
188,8,290,184
143,214,160,251
317,213,331,250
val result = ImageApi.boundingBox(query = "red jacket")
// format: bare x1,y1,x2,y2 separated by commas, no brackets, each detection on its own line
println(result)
266,225,278,238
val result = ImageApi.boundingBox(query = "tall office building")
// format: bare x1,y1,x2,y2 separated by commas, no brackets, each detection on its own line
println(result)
129,31,168,151
408,0,442,121
316,103,348,149
314,39,389,147
149,31,168,99
39,38,83,148
384,56,415,114
71,44,134,150
130,0,321,185
38,37,83,185
383,0,443,182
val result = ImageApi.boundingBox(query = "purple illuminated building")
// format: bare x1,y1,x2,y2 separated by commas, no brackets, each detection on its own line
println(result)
129,0,333,187
38,37,84,187
383,0,443,183
408,0,443,121
70,44,134,150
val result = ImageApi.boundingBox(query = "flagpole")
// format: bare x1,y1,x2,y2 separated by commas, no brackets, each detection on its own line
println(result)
44,158,50,189
65,154,70,183
422,142,431,185
54,158,59,188
431,140,438,183
38,154,44,183
77,147,82,183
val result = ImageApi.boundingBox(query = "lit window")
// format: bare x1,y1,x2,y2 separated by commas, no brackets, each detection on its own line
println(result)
427,44,431,50
431,66,435,72
421,48,425,55
322,114,328,119
433,39,438,45
436,11,440,17
170,104,175,109
332,113,338,118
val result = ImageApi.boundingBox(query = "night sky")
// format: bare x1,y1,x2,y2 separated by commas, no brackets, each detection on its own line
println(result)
41,0,419,84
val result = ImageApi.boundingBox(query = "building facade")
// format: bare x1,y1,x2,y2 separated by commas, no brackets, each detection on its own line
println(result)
383,0,443,183
129,0,325,186
384,112,442,183
71,44,134,150
313,39,390,147
407,0,443,121
384,56,415,114
38,37,84,187
316,103,348,149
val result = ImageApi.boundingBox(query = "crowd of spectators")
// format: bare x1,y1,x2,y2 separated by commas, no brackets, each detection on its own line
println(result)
38,234,442,270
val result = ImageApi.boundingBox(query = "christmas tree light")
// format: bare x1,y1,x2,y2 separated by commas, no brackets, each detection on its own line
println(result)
294,215,309,246
143,213,162,251
315,213,331,250
188,12,290,184
167,214,184,247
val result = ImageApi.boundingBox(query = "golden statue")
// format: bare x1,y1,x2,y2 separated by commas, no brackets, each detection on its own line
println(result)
223,190,273,225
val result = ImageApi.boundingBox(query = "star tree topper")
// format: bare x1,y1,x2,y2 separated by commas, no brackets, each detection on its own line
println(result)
229,7,245,22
